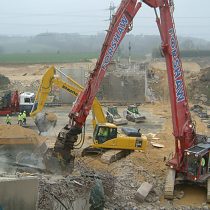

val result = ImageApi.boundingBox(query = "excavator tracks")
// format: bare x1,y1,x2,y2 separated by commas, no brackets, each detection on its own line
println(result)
164,168,176,199
82,147,131,164
81,146,105,156
101,150,131,164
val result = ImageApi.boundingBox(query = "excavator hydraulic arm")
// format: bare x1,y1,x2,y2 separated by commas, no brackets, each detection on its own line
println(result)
144,0,196,170
30,66,106,129
69,0,141,129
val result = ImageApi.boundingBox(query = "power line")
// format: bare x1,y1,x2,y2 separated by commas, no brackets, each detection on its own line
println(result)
1,12,210,19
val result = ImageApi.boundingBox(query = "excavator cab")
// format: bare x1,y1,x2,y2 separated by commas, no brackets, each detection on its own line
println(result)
93,123,117,144
108,106,120,117
185,142,210,181
127,105,139,114
125,105,146,123
106,106,128,125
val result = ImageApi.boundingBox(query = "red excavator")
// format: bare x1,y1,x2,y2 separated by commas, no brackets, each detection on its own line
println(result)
0,90,19,115
51,0,210,200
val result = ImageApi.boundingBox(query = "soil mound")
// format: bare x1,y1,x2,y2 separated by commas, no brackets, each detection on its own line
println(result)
0,125,46,145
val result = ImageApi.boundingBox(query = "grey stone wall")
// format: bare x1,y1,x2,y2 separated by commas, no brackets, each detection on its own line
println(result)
56,62,146,104
57,68,87,104
98,73,145,103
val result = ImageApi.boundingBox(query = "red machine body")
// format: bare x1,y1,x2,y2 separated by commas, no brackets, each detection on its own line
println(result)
0,90,20,115
56,0,209,184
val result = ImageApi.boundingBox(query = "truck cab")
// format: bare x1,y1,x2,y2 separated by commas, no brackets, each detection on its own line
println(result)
19,92,35,115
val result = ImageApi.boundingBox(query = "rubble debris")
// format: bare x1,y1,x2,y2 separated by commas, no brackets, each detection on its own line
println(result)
146,133,157,139
101,156,164,209
191,104,204,113
38,175,93,210
38,162,115,210
188,67,210,105
0,74,10,88
9,79,41,93
135,182,153,202
175,190,185,199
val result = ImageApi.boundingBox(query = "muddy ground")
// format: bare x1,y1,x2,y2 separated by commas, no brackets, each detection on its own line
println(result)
0,61,210,209
0,103,210,209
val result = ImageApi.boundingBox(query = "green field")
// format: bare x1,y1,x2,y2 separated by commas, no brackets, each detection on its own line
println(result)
0,52,98,64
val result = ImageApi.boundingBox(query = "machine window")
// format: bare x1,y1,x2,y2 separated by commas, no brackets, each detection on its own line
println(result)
24,98,31,103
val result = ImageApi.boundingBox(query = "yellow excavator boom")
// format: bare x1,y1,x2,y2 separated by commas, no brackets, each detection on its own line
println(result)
30,66,106,128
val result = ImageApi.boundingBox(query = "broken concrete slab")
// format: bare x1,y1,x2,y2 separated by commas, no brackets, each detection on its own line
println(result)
0,176,38,210
151,137,160,140
151,142,164,148
135,182,153,202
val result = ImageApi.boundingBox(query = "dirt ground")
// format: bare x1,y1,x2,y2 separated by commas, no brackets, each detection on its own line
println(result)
0,62,210,209
0,62,94,81
0,103,209,209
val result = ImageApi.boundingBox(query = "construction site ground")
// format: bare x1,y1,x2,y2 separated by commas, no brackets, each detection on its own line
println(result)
0,61,210,209
0,103,210,209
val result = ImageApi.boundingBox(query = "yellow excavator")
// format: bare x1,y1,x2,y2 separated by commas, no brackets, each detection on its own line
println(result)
31,66,147,163
30,66,106,130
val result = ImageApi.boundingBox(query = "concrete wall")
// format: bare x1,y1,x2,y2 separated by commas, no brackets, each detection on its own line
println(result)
0,176,38,210
57,68,87,104
56,62,147,104
99,72,145,104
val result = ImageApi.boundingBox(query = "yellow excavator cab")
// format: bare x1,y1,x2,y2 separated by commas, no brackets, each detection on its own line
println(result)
92,123,147,151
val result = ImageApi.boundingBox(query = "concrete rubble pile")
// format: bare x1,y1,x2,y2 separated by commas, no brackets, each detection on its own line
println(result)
9,79,40,93
104,157,165,210
38,160,116,210
0,74,10,88
38,175,93,210
188,67,210,105
100,156,210,210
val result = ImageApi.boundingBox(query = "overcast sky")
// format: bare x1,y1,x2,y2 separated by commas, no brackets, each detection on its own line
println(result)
0,0,210,40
